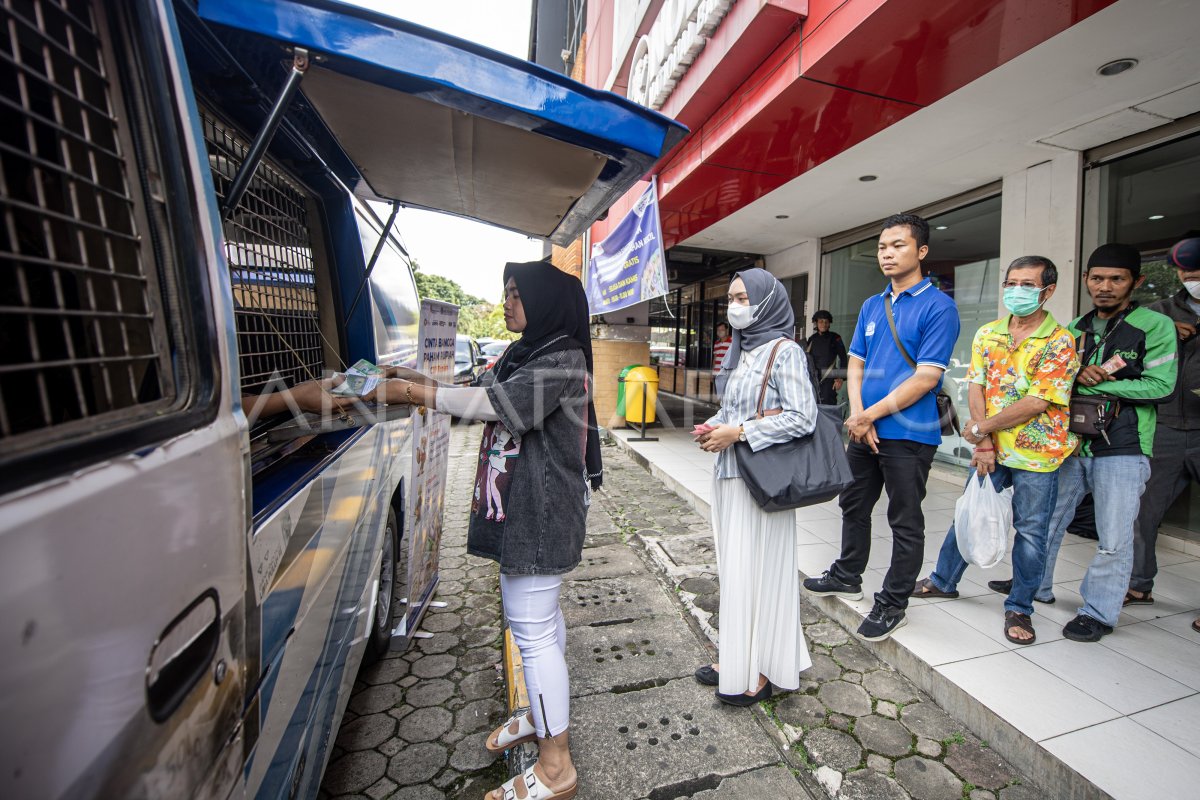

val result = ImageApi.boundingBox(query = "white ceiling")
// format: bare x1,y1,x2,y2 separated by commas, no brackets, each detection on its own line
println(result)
680,0,1200,255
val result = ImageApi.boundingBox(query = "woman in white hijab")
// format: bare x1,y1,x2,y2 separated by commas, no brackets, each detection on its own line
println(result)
694,268,817,705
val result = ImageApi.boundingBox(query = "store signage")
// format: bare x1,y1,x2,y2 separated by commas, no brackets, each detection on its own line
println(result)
629,0,733,110
586,181,669,315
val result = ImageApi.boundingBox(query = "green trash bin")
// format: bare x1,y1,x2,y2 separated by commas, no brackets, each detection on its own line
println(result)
615,364,641,418
623,366,659,425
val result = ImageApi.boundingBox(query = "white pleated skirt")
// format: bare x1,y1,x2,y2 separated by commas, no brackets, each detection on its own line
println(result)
711,474,812,695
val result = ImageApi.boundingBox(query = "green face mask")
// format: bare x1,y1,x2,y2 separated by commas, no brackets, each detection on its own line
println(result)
1003,285,1045,317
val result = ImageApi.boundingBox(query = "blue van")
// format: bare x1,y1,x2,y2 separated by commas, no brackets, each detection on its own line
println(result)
0,1,684,798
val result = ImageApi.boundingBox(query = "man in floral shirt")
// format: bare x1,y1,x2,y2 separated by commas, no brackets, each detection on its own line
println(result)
911,256,1079,645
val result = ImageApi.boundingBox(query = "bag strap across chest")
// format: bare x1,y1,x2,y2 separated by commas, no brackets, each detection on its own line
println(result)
754,339,791,419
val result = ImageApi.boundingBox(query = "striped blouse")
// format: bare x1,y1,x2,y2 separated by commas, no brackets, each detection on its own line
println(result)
706,338,817,479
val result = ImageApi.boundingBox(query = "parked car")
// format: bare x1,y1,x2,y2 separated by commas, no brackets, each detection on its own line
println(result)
455,335,488,385
482,340,511,369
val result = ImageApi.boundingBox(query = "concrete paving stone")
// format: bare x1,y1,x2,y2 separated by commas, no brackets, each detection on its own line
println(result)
560,574,679,627
876,700,898,719
458,646,500,673
434,594,463,613
900,703,964,742
462,625,501,648
334,713,397,751
454,697,504,736
378,738,404,758
364,777,397,800
430,768,459,789
390,782,445,799
420,611,462,633
660,534,717,568
448,730,496,773
359,656,410,686
685,765,811,799
998,784,1045,800
679,576,718,595
323,750,388,795
801,652,843,683
583,531,625,547
970,791,996,800
437,580,465,595
893,756,962,800
693,592,720,613
815,765,843,796
569,678,780,799
467,564,494,579
867,754,892,773
411,653,457,679
838,769,911,800
774,693,828,731
807,621,852,647
829,642,879,673
348,684,403,715
916,738,941,758
799,603,824,626
467,577,496,594
804,727,863,771
387,704,415,722
569,544,646,580
568,615,707,696
843,671,863,684
399,675,419,688
461,609,498,629
818,681,873,717
404,678,455,708
386,741,448,786
395,706,453,743
458,668,500,701
943,742,1016,791
415,632,456,655
863,670,921,705
854,715,913,758
829,714,851,732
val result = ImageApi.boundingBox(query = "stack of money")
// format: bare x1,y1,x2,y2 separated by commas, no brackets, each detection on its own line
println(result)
331,359,383,396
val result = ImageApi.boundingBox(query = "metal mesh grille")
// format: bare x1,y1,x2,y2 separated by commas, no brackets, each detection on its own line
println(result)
0,0,170,440
201,109,325,395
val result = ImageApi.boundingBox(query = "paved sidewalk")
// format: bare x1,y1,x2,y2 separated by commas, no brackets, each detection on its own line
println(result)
612,421,1200,800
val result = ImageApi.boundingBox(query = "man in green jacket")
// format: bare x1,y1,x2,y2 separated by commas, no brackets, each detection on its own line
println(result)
1033,243,1178,642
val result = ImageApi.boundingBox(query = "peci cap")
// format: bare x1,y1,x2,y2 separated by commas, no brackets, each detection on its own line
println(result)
1086,243,1142,277
1168,238,1200,271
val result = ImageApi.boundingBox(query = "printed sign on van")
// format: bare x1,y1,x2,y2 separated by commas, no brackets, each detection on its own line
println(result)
586,180,669,315
401,300,458,645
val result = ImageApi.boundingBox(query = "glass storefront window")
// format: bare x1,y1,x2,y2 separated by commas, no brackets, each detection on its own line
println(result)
822,196,1003,467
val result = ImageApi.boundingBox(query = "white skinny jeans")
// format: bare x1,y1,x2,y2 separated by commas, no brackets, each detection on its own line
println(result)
500,574,569,738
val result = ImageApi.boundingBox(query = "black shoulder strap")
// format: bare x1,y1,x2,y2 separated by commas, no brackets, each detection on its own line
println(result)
884,294,918,369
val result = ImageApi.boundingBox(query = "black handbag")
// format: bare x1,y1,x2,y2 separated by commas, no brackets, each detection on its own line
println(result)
733,340,855,512
883,295,962,437
1069,395,1119,443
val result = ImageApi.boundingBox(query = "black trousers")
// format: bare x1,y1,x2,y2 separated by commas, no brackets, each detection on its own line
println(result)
817,377,839,406
830,438,936,610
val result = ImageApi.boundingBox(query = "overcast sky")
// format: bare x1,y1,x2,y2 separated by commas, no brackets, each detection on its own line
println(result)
347,0,543,302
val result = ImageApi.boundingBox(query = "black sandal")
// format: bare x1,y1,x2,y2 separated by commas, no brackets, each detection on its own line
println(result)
1004,611,1036,645
909,577,959,599
1123,590,1154,606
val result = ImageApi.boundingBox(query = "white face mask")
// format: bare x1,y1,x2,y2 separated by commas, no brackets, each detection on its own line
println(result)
727,303,756,329
1184,280,1200,300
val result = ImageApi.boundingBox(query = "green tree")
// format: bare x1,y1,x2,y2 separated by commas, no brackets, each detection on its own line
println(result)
413,270,487,307
458,303,516,341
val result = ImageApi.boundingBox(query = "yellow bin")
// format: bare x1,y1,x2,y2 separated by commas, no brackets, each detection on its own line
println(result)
624,366,659,424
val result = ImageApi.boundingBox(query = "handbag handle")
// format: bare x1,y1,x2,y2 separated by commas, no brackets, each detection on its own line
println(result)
754,339,791,419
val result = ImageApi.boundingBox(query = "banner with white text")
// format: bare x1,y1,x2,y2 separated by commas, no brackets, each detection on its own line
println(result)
586,180,668,315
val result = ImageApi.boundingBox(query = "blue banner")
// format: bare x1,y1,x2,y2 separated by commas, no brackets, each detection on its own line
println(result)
586,181,668,315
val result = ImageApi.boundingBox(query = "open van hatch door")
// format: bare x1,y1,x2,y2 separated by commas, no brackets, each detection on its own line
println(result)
196,0,687,245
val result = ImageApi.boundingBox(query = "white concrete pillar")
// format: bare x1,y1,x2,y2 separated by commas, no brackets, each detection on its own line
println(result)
999,152,1084,324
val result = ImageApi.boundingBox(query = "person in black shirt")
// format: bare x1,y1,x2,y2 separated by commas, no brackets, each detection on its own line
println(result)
807,309,848,405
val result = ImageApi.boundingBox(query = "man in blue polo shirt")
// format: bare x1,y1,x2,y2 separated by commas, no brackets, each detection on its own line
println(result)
804,213,960,641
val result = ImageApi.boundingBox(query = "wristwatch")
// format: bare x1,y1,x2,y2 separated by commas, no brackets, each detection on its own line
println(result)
738,425,747,442
970,422,982,440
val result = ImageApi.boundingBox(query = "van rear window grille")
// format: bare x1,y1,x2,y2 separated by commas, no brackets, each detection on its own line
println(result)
200,110,325,395
0,0,171,441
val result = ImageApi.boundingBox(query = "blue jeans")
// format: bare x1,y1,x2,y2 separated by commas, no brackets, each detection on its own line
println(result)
929,464,1059,616
1039,455,1151,627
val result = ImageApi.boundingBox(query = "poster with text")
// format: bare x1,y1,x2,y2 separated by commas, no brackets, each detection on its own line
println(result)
586,180,668,315
402,299,457,644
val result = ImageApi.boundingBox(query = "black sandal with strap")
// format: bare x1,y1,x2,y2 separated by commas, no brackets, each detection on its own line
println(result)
1004,610,1036,645
909,577,959,599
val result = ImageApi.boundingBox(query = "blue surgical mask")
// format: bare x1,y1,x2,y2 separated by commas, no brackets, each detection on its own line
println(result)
1003,285,1045,317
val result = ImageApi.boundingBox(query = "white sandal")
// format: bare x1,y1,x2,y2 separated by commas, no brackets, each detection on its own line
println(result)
489,766,577,800
485,710,537,753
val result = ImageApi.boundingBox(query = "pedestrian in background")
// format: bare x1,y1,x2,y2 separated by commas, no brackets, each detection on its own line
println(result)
804,213,960,641
695,268,816,705
374,260,599,800
1017,243,1177,642
1127,237,1200,628
807,309,848,405
712,320,732,376
912,256,1079,645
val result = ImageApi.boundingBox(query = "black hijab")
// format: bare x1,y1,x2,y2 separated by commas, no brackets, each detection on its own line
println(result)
494,260,603,490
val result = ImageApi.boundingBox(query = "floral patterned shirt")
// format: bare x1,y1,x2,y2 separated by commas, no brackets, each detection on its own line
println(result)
967,313,1080,472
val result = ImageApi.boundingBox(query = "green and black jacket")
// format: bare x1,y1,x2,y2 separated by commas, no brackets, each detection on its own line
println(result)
1069,303,1178,458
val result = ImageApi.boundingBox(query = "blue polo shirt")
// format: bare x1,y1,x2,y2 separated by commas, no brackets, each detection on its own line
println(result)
848,278,960,445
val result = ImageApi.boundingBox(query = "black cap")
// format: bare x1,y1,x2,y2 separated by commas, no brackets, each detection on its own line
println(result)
1087,243,1142,277
812,309,833,322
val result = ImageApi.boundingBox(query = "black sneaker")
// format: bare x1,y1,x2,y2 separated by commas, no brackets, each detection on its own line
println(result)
1063,614,1113,642
987,578,1055,605
857,602,907,642
802,571,863,600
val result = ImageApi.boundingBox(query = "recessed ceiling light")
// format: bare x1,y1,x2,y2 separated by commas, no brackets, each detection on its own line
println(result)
1097,58,1138,77
935,225,949,230
858,175,877,182
775,214,789,219
1148,214,1165,220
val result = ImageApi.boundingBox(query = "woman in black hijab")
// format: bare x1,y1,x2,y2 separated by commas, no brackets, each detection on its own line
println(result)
377,259,595,800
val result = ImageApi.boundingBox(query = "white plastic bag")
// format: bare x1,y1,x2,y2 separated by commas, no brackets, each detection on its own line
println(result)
954,474,1012,568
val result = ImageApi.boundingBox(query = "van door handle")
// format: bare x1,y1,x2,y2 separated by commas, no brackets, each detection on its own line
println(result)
146,590,221,723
